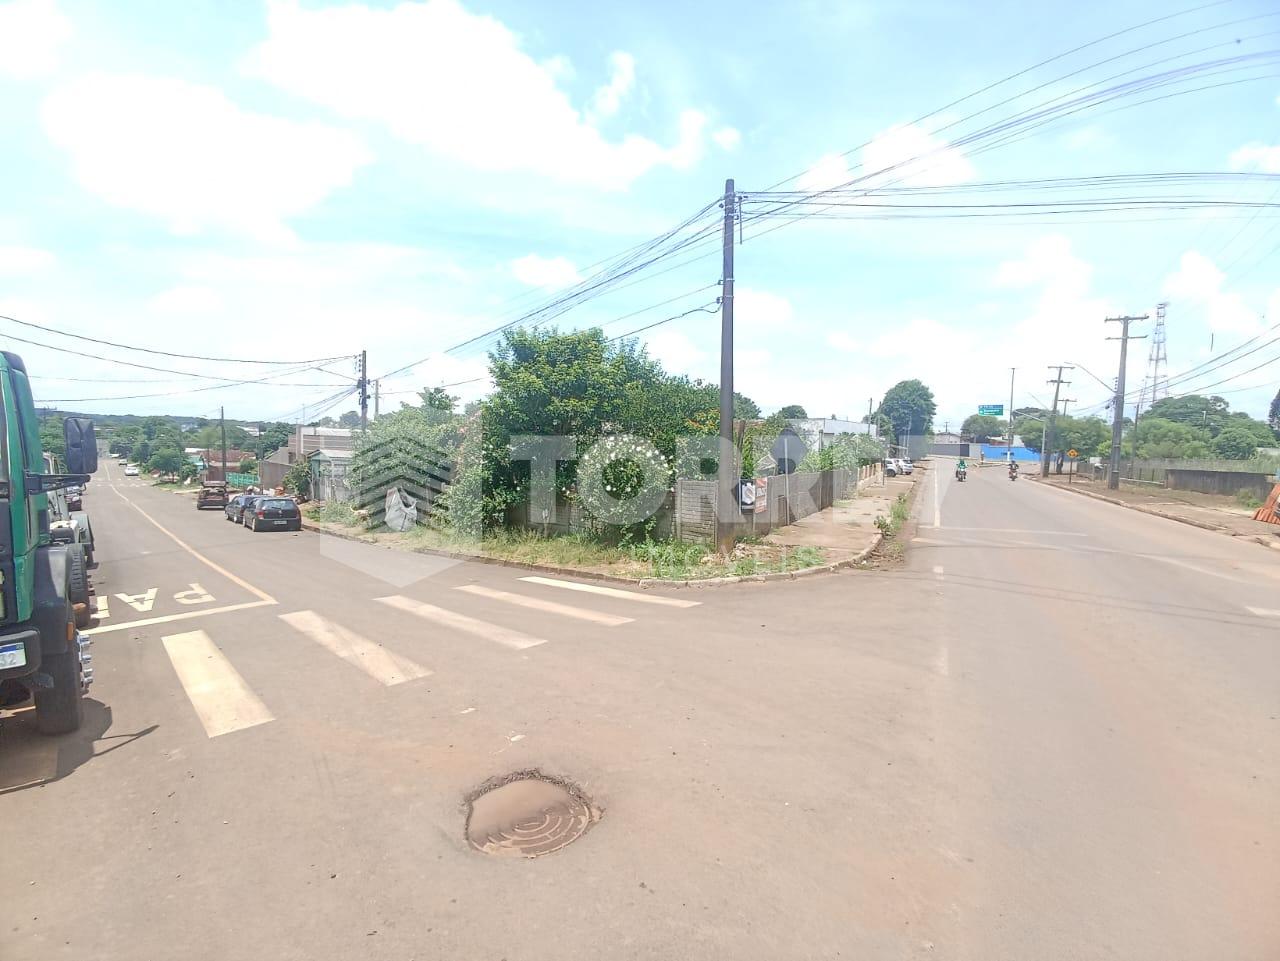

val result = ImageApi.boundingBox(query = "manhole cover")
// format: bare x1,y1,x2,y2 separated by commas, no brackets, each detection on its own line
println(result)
465,773,599,858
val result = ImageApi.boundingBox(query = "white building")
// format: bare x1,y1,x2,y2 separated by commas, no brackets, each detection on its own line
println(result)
786,417,877,451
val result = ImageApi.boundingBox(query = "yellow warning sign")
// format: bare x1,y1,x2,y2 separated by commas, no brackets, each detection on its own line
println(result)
1067,449,1079,458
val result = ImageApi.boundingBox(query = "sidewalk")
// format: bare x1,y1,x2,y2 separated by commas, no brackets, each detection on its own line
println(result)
763,471,912,562
1032,472,1280,547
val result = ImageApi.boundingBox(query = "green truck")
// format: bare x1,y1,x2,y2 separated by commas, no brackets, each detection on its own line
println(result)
0,351,98,734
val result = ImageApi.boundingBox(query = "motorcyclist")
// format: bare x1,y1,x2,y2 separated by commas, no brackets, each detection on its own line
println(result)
1008,458,1019,478
956,457,967,479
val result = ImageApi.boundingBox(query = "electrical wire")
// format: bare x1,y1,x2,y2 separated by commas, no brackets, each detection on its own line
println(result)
606,301,722,343
0,313,351,366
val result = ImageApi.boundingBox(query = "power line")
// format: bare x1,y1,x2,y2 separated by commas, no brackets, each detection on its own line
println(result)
0,313,351,366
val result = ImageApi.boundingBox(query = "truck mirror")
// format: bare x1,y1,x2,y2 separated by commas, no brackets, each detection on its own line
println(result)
64,417,98,475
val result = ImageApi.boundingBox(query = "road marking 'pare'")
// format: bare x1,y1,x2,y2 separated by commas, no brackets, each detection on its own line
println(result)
279,610,432,686
161,629,274,738
84,600,275,636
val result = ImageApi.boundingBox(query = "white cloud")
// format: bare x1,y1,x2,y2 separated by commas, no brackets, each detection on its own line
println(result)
0,0,71,79
588,51,635,120
869,317,972,360
511,254,581,289
1230,142,1280,173
797,153,849,192
863,123,974,187
41,74,371,241
148,285,223,315
0,244,56,274
1163,251,1260,335
712,126,741,151
734,287,794,332
994,234,1092,301
643,329,705,374
826,330,859,352
246,0,712,189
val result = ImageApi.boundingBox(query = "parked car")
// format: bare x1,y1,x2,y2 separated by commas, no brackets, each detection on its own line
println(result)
243,496,301,532
897,457,914,475
225,493,255,524
884,459,898,478
123,464,139,476
196,480,229,510
66,484,84,511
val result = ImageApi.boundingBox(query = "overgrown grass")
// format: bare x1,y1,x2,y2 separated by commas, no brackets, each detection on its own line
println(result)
311,501,361,526
1236,489,1263,510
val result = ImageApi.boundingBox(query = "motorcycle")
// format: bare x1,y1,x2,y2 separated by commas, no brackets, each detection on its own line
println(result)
1008,465,1019,481
955,466,967,482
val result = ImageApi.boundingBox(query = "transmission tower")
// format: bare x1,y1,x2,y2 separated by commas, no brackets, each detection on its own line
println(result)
1135,302,1169,416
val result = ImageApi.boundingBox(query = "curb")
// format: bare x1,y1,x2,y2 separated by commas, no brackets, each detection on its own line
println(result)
1032,478,1235,534
300,520,884,589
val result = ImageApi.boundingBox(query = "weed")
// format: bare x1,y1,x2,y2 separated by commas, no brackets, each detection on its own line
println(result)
312,501,361,526
1236,489,1263,510
874,515,892,537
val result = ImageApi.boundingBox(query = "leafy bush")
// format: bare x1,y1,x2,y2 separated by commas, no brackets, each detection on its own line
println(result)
312,501,360,526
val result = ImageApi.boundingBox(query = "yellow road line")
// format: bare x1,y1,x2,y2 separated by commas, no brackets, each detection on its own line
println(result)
161,629,274,738
376,595,547,650
279,609,432,685
105,481,276,604
84,600,275,636
456,584,633,626
519,575,701,608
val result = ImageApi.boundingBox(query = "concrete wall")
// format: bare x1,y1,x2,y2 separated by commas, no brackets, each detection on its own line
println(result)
930,443,970,456
673,468,862,543
1165,469,1272,499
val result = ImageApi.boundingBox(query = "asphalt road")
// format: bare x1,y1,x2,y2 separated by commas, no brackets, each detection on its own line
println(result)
1,457,1276,960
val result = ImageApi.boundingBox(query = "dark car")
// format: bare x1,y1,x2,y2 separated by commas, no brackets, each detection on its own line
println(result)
225,493,255,524
197,480,229,510
244,496,301,532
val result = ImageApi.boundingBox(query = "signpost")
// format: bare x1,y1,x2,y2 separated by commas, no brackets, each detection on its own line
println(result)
1067,449,1078,484
978,404,1004,416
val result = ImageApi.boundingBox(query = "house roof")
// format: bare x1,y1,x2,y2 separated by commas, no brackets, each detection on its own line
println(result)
308,448,353,461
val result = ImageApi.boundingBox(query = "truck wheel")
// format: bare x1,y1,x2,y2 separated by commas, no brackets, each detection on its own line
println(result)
67,545,91,628
35,615,84,735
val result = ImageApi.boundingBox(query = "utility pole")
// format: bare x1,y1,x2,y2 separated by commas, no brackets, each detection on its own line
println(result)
1042,364,1073,476
1105,315,1149,490
373,379,380,420
1006,368,1015,462
358,350,369,434
219,405,228,485
716,178,737,555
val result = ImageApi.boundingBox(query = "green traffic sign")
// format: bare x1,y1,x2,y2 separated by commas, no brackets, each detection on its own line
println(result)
977,404,1004,416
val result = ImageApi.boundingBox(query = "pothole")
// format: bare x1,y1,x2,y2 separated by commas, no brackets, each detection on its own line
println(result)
465,771,600,858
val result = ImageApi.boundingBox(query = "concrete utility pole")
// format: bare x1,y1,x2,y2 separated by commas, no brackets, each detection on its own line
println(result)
358,350,369,434
373,380,380,420
1106,315,1149,489
716,178,737,555
219,406,228,484
1042,365,1073,477
1007,368,1016,462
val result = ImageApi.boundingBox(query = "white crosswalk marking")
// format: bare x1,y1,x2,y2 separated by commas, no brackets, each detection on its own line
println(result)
455,584,634,626
161,630,274,738
376,595,548,650
518,576,701,608
1246,606,1280,618
279,610,432,685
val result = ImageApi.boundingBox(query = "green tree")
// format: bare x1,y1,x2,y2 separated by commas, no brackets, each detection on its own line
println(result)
1211,423,1270,459
733,392,761,420
148,447,184,476
1134,417,1212,458
39,418,66,464
876,380,936,440
776,404,807,419
1146,394,1230,436
960,414,1005,442
418,387,458,413
338,410,361,429
260,422,293,459
1269,388,1280,434
284,460,311,498
239,457,257,474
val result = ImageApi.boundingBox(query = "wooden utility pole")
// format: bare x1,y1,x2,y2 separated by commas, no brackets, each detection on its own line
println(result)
1105,315,1148,489
716,179,737,555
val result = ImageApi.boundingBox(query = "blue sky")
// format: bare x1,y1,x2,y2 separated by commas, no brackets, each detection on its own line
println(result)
1,0,1278,430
